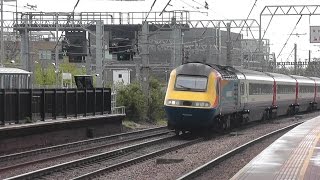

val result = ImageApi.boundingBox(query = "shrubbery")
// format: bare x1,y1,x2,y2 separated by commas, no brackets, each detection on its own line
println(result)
116,82,147,122
148,78,166,122
34,61,86,86
116,78,165,123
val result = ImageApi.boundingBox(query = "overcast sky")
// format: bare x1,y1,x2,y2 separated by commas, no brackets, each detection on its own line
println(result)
3,0,320,62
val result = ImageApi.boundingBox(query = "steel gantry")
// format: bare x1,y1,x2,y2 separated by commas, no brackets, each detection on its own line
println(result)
13,11,191,31
145,18,261,70
258,5,320,70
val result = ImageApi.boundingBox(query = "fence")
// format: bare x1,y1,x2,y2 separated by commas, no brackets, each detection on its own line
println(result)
0,88,111,125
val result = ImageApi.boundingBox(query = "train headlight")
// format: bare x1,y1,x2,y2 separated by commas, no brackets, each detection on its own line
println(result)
167,100,180,106
192,101,211,107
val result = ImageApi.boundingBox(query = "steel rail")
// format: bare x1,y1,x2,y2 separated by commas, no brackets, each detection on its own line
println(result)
0,126,168,162
5,135,178,180
176,121,303,180
73,138,203,180
0,130,170,172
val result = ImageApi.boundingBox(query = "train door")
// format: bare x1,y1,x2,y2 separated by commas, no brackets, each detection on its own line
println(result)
216,77,221,112
234,81,239,108
240,80,248,109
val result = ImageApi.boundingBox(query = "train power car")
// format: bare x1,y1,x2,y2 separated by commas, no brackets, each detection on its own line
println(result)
164,62,319,134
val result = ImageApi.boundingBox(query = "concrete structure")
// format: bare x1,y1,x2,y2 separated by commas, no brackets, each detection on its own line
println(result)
4,11,267,87
232,116,320,180
0,115,124,154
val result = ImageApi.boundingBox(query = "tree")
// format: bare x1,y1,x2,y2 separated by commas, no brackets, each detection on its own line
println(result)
147,78,166,122
59,60,86,85
116,82,147,122
115,77,166,123
304,62,320,77
34,63,56,85
5,41,20,63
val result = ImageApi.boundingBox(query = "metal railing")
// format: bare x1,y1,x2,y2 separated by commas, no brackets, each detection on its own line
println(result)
111,91,125,115
0,88,111,125
111,106,126,115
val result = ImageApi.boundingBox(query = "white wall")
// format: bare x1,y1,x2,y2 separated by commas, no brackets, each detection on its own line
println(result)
112,69,130,85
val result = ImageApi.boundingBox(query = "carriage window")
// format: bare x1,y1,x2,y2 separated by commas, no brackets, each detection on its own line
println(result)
249,83,273,95
299,86,314,93
175,75,208,91
278,85,296,94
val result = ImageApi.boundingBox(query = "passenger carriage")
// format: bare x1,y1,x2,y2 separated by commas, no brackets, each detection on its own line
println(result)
235,68,274,121
266,72,297,116
309,77,320,109
290,75,316,112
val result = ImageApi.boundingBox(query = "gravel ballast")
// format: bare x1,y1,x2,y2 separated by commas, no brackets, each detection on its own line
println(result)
98,112,320,180
196,131,287,180
0,134,172,179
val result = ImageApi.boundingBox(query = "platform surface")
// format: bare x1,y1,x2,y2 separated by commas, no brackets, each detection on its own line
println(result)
231,117,320,180
0,114,123,131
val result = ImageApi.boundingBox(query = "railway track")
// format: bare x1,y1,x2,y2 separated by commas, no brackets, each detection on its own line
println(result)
3,115,313,179
0,127,170,175
6,135,202,180
176,121,303,180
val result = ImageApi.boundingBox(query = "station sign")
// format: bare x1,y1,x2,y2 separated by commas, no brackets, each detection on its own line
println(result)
310,26,320,43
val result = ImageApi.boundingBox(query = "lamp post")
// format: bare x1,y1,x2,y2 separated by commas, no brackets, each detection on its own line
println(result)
1,0,4,67
0,0,18,67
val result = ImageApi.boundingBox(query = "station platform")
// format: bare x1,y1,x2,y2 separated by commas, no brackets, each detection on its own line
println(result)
232,116,320,180
0,114,125,154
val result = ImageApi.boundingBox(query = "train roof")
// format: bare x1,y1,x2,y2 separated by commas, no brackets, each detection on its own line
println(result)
180,62,319,84
176,62,214,77
0,67,32,74
234,67,274,82
290,75,315,85
265,72,296,83
308,77,320,84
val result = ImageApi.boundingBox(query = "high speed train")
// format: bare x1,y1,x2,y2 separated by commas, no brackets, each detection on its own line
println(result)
164,62,320,134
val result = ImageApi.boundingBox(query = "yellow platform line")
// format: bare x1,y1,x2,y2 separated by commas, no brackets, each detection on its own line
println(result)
299,130,320,179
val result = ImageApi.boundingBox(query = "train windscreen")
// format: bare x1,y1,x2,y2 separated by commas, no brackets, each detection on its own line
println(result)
175,75,208,91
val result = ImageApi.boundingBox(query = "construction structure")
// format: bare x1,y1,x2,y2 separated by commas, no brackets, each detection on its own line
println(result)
0,10,271,88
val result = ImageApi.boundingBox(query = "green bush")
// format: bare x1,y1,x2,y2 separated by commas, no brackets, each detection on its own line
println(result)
34,63,56,85
116,82,147,122
148,78,166,122
116,78,166,123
